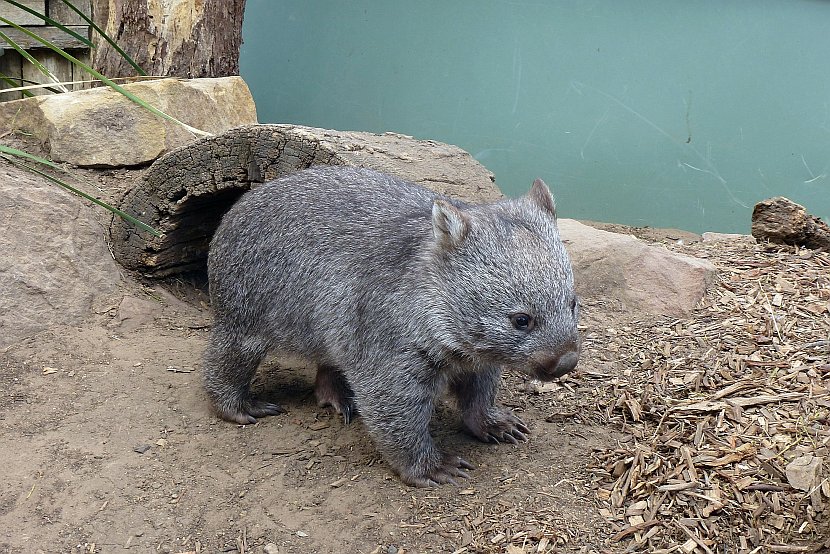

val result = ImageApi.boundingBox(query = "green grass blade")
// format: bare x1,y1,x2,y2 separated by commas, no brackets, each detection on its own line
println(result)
0,17,211,137
0,144,64,171
0,72,35,97
0,145,64,169
1,152,161,237
57,0,146,76
4,0,93,47
0,27,68,92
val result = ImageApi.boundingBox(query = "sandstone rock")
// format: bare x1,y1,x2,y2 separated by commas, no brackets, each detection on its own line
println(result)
0,162,122,349
785,454,822,492
559,219,716,318
0,76,257,167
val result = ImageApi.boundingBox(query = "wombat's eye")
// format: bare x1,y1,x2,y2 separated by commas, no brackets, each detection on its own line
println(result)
510,313,534,331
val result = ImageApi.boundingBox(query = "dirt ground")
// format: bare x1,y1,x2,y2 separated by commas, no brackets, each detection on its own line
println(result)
1,264,623,553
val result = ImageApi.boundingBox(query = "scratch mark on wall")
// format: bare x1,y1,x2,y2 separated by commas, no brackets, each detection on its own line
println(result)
801,154,827,184
512,39,522,114
572,80,754,209
581,108,609,160
684,91,692,143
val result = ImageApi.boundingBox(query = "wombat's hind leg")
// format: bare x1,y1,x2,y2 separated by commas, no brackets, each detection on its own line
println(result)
203,331,283,425
314,364,357,424
451,367,530,444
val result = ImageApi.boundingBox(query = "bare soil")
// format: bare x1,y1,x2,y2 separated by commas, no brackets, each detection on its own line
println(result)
1,266,624,554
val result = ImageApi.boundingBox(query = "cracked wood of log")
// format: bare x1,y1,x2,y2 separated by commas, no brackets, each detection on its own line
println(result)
108,124,499,277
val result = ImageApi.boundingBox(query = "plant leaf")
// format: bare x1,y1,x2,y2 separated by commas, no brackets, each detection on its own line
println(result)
0,145,64,169
0,72,35,97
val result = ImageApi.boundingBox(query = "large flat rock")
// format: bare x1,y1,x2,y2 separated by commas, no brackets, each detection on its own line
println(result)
559,219,716,318
0,163,122,348
0,76,257,167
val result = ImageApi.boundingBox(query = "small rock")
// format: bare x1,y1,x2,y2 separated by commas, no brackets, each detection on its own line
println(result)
308,421,330,431
114,295,160,333
786,454,822,491
263,544,280,554
133,444,151,454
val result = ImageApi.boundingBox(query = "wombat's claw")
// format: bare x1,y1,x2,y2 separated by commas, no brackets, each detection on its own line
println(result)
220,400,285,425
341,402,356,425
486,429,527,444
316,397,358,425
467,410,530,445
405,456,475,488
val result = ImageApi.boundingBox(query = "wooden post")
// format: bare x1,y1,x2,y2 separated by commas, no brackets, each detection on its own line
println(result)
0,0,91,100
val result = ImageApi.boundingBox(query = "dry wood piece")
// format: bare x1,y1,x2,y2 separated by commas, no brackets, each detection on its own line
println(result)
587,237,830,552
752,196,830,250
108,124,499,277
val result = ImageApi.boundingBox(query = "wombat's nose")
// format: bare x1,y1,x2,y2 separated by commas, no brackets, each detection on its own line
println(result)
532,346,580,381
552,351,579,376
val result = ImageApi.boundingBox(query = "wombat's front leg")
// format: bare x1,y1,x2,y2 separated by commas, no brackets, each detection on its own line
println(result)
355,375,473,487
203,327,284,425
451,366,530,444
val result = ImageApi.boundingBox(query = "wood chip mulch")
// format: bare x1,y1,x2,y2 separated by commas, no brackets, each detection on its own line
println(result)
587,238,830,553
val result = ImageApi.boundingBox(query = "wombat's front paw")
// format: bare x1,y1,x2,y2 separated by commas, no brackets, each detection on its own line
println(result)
464,409,530,445
217,399,285,425
402,454,475,488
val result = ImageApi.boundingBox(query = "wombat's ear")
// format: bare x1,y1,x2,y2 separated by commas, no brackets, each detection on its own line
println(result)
432,199,470,247
528,178,557,218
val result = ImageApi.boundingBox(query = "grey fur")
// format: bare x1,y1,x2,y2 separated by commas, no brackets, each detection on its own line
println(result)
204,166,580,487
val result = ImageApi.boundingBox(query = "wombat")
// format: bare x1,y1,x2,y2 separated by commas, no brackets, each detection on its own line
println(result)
204,166,580,487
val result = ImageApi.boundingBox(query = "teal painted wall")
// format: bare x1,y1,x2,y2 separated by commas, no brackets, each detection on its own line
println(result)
240,1,830,233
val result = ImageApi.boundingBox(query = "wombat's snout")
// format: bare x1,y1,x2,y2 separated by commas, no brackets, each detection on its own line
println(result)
530,343,580,381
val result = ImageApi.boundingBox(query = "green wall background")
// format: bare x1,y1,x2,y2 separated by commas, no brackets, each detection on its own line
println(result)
240,1,830,233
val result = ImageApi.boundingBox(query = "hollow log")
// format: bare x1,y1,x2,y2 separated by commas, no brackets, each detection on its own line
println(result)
751,196,830,250
108,124,500,277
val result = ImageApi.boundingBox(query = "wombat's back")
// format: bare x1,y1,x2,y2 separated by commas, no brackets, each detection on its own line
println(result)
208,166,439,357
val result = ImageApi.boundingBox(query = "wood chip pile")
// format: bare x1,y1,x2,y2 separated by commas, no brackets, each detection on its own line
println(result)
588,238,830,552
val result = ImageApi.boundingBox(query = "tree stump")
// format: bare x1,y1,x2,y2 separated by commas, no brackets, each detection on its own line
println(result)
751,196,830,250
91,0,246,78
108,124,500,277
